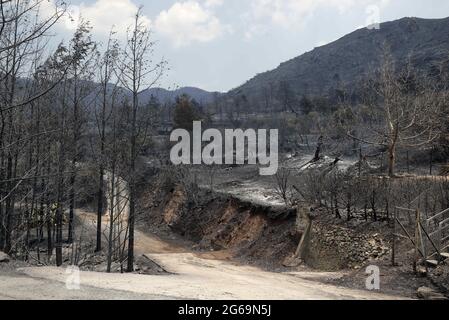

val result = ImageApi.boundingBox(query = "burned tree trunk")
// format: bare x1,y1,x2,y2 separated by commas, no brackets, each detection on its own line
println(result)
312,136,324,162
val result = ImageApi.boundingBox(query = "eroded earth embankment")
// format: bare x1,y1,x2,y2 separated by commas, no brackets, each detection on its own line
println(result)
140,173,391,272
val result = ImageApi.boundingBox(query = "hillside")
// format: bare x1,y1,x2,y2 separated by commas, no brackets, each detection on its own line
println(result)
229,17,449,103
139,87,221,105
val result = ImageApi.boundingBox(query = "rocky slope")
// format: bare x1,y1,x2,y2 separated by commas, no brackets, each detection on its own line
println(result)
229,17,449,104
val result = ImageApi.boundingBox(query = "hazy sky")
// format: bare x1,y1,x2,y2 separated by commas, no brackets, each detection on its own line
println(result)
52,0,449,92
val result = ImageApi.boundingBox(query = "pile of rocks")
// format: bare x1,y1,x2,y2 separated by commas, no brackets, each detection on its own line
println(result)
429,265,449,295
77,253,167,275
417,286,447,300
78,253,108,271
311,224,390,269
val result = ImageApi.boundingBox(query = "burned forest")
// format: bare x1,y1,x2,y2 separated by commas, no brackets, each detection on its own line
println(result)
0,0,449,303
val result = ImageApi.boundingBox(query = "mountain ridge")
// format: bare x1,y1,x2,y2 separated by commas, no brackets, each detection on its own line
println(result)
139,86,222,105
227,16,449,105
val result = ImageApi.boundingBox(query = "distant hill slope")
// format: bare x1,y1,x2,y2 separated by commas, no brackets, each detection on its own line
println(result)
139,87,221,105
229,17,449,102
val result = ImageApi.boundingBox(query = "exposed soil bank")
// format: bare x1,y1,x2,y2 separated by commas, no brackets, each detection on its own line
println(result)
143,185,297,270
140,173,390,271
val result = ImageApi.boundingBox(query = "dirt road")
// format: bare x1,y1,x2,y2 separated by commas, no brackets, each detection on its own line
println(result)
3,225,408,300
10,249,407,300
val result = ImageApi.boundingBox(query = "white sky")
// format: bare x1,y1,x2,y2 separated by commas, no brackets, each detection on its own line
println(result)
51,0,449,92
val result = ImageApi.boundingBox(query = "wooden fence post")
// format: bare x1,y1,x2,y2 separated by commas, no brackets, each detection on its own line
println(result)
392,209,396,266
414,209,420,273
